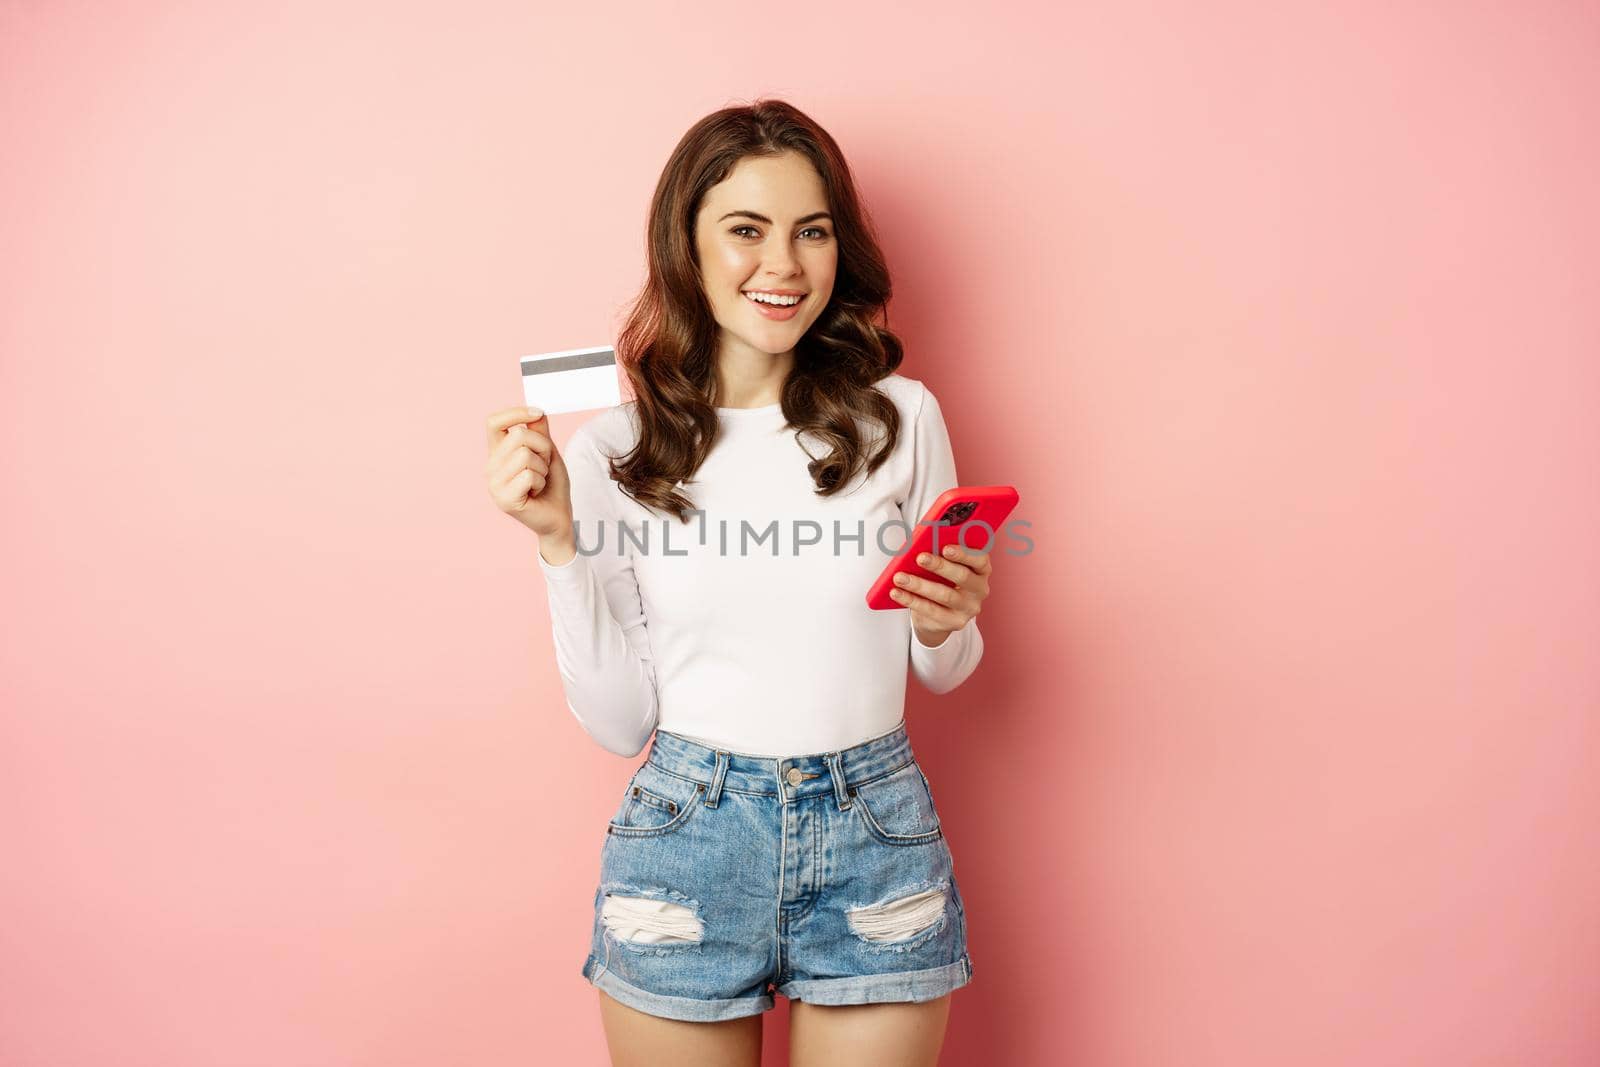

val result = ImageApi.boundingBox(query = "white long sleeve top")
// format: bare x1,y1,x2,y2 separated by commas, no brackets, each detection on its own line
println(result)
536,372,983,758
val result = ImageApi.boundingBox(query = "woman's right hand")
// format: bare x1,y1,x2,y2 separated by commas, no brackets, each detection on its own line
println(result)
485,406,574,540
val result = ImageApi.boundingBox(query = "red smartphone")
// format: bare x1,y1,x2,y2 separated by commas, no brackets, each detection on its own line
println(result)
866,484,1020,611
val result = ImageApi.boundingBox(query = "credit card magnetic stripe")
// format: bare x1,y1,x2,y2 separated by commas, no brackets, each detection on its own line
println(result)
520,346,617,375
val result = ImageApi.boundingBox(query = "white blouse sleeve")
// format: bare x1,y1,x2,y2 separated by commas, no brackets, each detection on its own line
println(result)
902,383,986,695
536,425,660,756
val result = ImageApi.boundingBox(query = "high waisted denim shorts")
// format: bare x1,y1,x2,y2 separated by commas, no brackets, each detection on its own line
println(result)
580,718,973,1022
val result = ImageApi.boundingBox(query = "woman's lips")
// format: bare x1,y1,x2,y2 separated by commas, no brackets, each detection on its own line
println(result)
744,292,806,321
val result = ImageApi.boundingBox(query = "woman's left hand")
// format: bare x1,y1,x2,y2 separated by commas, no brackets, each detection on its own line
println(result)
889,543,993,647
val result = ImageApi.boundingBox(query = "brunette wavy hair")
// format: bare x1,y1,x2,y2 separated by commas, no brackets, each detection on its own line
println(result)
609,98,906,522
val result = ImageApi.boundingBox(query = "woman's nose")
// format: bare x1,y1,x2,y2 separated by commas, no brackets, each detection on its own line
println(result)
762,245,799,274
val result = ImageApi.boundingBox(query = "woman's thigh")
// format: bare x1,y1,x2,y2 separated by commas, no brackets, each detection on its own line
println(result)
788,994,952,1067
597,988,763,1067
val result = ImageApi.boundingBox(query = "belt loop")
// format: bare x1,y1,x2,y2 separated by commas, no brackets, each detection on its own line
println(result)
705,749,730,807
828,750,852,810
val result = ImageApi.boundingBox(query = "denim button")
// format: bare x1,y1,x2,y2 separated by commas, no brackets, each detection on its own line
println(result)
785,767,803,786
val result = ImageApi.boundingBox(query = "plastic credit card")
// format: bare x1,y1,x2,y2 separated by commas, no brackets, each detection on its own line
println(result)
519,345,622,415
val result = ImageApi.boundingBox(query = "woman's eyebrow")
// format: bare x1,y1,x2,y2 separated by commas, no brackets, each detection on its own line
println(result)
718,210,833,224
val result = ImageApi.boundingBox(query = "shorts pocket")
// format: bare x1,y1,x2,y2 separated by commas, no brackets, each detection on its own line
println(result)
850,761,943,846
606,763,706,838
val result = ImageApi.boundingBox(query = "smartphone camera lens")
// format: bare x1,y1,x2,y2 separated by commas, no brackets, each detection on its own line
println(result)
939,501,977,524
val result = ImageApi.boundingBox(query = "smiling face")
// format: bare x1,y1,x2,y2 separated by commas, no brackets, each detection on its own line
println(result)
693,151,838,365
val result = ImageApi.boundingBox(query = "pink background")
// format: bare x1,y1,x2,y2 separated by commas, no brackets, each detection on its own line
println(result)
3,2,1597,1064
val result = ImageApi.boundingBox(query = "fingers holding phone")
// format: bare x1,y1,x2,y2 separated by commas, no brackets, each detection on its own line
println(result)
892,544,994,644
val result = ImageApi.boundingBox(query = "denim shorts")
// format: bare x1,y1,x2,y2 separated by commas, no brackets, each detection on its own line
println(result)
579,718,973,1022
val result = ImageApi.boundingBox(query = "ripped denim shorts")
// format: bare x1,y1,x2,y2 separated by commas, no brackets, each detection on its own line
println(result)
580,718,974,1022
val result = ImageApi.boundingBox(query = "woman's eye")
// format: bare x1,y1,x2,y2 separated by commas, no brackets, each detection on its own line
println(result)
731,226,832,240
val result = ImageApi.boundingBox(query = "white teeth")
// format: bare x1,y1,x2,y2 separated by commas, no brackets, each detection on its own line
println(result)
745,291,802,306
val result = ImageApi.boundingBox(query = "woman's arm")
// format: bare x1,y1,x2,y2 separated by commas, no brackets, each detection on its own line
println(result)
537,425,660,756
901,383,986,695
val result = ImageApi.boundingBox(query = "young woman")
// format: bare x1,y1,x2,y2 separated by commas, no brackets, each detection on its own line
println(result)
485,99,996,1067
